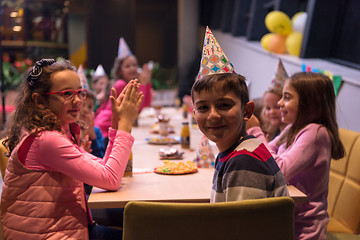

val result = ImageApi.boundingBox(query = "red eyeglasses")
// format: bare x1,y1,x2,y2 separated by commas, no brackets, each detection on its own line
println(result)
45,89,87,101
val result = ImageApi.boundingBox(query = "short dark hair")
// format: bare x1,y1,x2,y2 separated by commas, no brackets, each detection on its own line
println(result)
191,73,249,109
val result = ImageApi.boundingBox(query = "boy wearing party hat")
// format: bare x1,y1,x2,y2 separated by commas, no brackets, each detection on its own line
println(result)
191,27,288,203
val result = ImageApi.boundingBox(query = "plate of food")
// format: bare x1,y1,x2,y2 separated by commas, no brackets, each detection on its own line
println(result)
146,136,180,145
149,123,175,134
159,148,184,160
154,160,198,175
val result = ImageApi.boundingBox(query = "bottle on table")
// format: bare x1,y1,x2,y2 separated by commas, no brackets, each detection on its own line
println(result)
124,151,133,177
182,103,188,119
181,121,190,149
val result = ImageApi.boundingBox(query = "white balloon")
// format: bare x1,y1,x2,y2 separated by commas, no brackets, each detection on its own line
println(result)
293,12,308,33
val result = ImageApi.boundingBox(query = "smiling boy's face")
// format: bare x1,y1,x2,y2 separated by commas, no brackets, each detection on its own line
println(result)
193,82,252,152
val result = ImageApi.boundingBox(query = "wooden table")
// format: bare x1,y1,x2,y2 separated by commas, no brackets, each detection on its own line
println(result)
88,107,307,208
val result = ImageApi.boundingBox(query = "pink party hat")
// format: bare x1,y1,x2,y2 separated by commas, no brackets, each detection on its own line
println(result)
196,26,235,80
93,64,106,77
77,64,89,89
270,59,288,91
118,37,132,59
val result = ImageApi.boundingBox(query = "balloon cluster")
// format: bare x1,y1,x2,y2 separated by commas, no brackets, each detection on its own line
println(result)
261,11,307,56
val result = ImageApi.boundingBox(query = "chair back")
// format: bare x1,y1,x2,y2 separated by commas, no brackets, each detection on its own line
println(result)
123,197,295,240
327,128,360,234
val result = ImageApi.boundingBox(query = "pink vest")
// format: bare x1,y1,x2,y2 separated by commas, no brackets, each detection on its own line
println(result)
1,134,89,239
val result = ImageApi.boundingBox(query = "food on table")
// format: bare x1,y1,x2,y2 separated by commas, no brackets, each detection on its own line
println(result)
150,123,175,134
159,148,184,160
147,137,179,145
154,160,198,175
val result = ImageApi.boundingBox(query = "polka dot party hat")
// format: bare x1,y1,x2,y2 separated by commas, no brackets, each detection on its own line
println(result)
196,26,235,80
270,59,288,92
118,37,132,59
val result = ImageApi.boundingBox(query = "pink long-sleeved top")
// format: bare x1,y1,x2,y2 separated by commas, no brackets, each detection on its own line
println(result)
95,79,152,138
248,123,331,240
23,124,133,191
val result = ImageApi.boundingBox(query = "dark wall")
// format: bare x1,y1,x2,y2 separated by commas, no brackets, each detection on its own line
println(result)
85,0,135,74
85,0,177,75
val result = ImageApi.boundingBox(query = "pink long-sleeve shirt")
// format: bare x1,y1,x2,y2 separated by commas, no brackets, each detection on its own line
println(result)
22,125,133,191
248,123,331,240
95,79,152,138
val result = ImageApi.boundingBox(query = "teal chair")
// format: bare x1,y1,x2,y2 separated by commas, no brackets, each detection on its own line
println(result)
123,197,295,240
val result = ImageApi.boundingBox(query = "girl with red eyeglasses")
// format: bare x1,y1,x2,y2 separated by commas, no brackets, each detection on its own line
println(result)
1,58,142,240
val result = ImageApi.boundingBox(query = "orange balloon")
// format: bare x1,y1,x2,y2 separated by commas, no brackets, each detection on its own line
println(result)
268,34,287,54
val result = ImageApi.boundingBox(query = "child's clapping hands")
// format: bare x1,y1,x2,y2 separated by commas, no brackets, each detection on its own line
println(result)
110,79,143,133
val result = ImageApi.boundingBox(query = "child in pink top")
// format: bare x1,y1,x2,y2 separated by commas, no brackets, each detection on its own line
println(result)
1,59,143,239
247,72,344,240
95,54,152,139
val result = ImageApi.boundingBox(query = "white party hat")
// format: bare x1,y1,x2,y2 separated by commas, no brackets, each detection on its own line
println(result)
93,64,106,77
118,37,132,59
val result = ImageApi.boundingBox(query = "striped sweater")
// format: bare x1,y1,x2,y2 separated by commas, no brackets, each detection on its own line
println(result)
210,135,289,202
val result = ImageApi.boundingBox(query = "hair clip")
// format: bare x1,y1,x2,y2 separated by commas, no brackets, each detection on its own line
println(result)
28,59,56,86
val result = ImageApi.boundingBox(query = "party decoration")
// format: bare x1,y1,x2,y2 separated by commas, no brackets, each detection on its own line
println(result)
268,34,287,54
292,12,308,34
77,64,89,89
286,32,303,56
118,37,132,59
196,26,235,80
260,33,275,51
291,12,305,24
93,64,106,77
265,11,292,36
270,59,288,91
332,75,343,96
194,135,215,168
301,63,343,96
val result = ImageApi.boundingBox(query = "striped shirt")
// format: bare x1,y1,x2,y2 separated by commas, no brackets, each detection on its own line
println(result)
210,135,289,202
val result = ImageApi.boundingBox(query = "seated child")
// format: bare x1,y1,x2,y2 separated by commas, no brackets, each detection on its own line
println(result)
192,27,288,202
247,72,345,240
78,90,106,199
91,64,110,113
1,58,143,239
261,59,288,141
95,37,152,140
79,90,105,158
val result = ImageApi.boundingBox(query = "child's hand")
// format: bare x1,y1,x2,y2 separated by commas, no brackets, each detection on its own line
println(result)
246,115,260,130
96,90,106,103
138,63,151,85
110,79,143,132
81,135,92,153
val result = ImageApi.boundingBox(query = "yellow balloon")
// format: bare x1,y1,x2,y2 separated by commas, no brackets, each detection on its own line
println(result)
265,11,292,35
260,33,275,51
286,32,303,56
